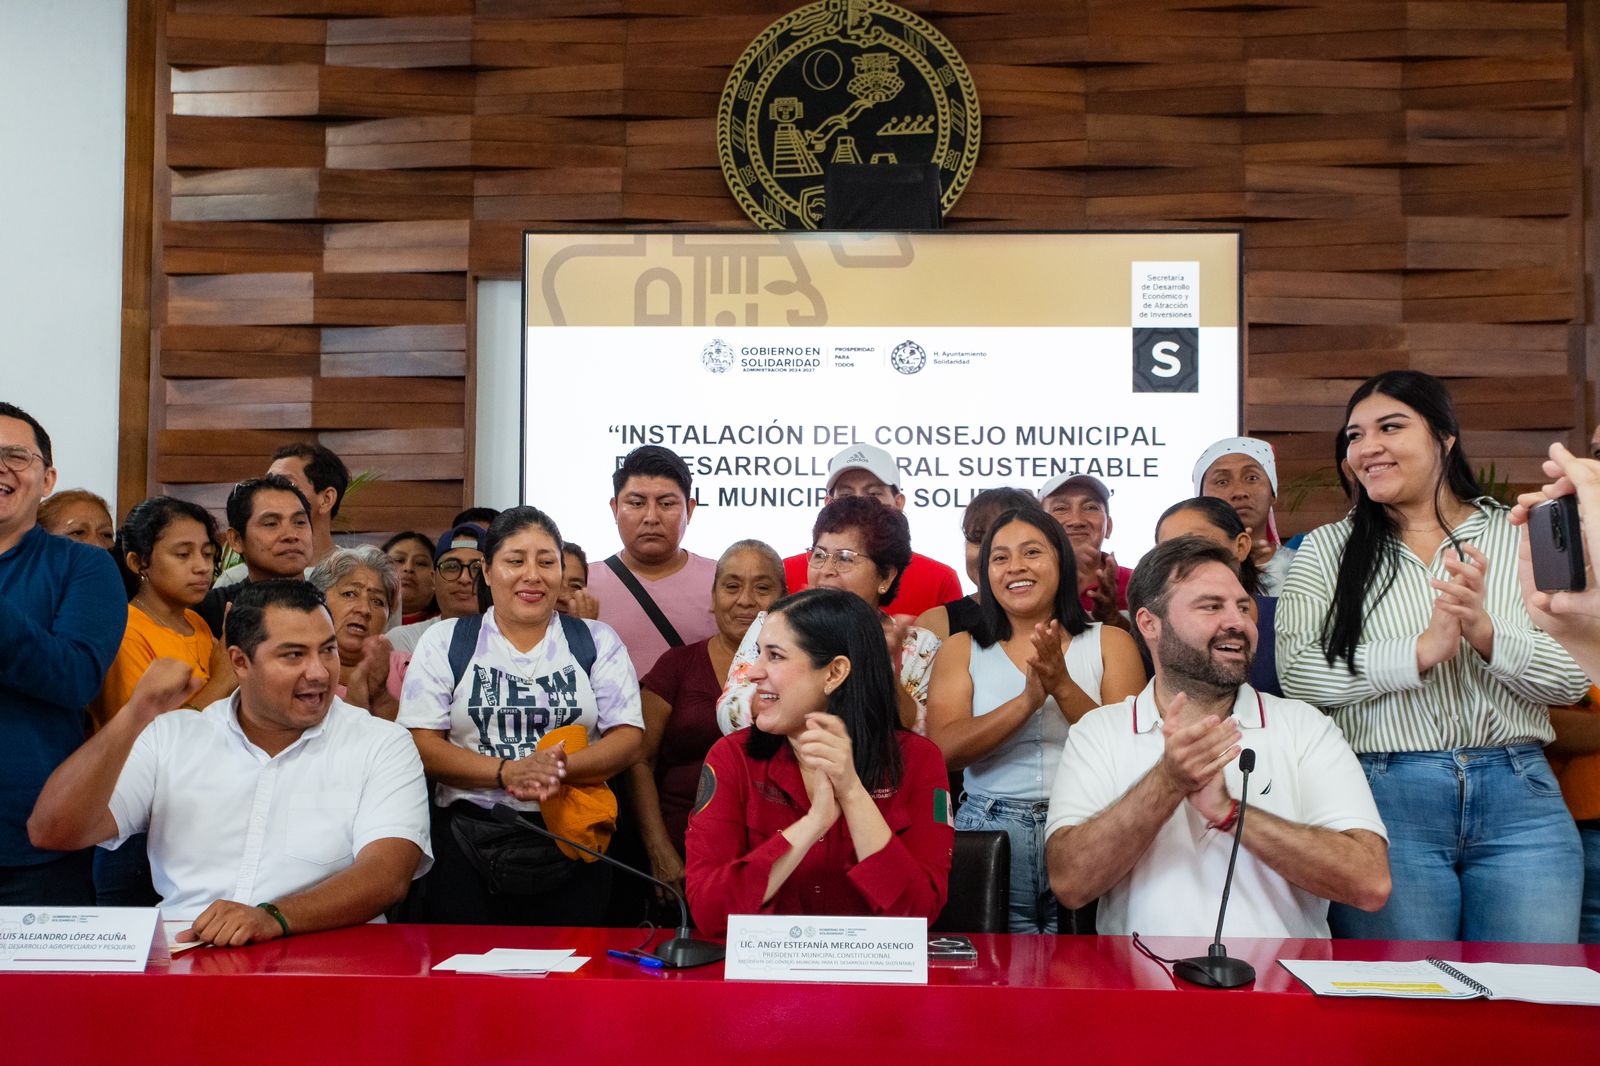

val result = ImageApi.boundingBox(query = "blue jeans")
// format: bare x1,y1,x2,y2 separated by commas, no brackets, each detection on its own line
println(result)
1329,746,1581,943
1580,826,1600,945
954,793,1055,934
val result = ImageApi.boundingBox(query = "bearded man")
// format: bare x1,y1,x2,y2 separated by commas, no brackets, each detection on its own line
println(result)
1043,536,1391,938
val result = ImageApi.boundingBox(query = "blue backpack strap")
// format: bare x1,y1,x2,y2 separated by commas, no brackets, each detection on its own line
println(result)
447,613,485,691
559,613,597,680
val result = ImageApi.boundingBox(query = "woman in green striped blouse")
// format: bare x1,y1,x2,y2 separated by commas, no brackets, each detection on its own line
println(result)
1277,370,1587,943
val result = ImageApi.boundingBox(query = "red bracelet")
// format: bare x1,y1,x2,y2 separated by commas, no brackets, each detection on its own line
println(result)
1209,799,1240,833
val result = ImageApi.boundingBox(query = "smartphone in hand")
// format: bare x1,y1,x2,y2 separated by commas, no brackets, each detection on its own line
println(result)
1529,496,1586,593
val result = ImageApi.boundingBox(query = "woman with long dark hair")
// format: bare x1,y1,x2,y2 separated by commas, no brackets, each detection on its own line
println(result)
917,486,1044,640
926,507,1145,932
1278,370,1587,942
686,588,953,935
397,506,643,925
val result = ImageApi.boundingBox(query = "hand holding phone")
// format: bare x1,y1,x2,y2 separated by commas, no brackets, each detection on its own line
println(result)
1529,496,1586,593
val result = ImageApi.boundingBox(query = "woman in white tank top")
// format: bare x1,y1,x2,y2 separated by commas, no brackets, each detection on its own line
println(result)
927,507,1146,932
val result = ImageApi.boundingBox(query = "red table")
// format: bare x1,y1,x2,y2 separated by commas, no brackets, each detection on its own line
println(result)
8,926,1597,1063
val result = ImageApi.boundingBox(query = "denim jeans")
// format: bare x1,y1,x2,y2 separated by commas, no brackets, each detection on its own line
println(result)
1329,745,1582,943
954,792,1055,933
1580,826,1600,945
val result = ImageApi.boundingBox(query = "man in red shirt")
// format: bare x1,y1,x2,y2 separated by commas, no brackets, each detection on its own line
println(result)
782,445,961,622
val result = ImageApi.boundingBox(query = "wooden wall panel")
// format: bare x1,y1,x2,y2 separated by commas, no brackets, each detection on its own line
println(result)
132,0,1593,541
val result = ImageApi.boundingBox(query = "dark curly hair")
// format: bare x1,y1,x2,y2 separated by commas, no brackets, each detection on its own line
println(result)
114,496,222,600
810,495,913,604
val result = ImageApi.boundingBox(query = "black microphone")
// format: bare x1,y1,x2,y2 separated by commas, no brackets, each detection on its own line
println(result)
490,803,724,969
1173,747,1256,989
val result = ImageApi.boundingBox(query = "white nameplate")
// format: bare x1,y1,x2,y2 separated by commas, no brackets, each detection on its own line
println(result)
0,907,160,972
724,914,927,985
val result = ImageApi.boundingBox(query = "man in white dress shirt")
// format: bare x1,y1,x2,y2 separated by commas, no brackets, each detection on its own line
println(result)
29,580,430,946
1044,536,1390,938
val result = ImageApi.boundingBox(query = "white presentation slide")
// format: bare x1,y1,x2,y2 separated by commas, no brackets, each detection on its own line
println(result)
523,232,1240,590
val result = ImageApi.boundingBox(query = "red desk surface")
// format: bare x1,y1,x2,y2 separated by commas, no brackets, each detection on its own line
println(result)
8,927,1597,1063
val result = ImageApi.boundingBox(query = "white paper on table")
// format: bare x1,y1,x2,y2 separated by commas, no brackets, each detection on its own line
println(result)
1279,959,1479,999
481,948,588,971
432,949,588,974
1449,962,1600,1007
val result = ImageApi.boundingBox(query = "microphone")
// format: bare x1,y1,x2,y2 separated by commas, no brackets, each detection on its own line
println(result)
1173,747,1256,989
490,803,724,969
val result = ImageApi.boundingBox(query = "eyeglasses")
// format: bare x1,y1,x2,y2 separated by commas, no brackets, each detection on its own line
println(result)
437,559,483,580
0,445,45,473
807,546,870,571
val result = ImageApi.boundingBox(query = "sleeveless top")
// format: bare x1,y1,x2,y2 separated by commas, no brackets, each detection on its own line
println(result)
963,622,1105,803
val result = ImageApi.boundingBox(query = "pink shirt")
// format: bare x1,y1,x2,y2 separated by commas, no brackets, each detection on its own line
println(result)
589,551,719,677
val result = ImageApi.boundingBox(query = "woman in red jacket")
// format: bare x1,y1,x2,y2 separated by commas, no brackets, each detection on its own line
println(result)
686,587,953,935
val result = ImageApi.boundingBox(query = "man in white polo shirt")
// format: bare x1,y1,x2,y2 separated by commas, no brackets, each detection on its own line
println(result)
28,580,430,946
1045,536,1390,937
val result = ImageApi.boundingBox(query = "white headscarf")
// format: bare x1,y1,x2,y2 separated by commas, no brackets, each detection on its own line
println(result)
1193,437,1281,544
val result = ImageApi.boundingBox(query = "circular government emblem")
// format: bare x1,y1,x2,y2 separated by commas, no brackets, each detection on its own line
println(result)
701,338,736,373
889,339,926,374
718,0,981,230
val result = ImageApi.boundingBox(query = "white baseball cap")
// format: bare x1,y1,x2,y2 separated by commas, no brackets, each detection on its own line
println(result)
1038,473,1111,508
826,444,901,493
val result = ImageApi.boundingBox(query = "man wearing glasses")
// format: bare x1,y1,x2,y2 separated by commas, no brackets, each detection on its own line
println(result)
0,402,126,904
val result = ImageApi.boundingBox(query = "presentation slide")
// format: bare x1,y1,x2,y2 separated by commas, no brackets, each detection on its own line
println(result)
524,231,1240,590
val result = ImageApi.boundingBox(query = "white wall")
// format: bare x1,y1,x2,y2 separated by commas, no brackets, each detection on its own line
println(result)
0,3,128,505
475,279,523,509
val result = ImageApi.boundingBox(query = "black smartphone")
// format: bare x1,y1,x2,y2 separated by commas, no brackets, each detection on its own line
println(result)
1529,496,1586,593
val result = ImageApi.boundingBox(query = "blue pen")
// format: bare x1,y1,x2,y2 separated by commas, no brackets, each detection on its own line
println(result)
607,948,666,969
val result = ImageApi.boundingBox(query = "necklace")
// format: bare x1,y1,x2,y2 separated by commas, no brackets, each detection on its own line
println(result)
133,588,190,633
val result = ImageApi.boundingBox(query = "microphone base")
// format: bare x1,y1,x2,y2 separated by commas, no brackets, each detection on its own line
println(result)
1173,954,1256,989
651,936,725,970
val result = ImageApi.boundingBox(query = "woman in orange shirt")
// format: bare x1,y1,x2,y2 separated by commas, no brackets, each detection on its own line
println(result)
93,496,236,904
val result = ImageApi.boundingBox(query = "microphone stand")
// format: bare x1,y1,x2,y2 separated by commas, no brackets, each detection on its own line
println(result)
491,804,724,969
1173,748,1256,989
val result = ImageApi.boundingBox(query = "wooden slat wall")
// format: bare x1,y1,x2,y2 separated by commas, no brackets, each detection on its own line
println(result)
135,0,1592,538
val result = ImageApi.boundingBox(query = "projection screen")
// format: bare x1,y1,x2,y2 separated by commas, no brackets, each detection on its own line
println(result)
523,231,1241,589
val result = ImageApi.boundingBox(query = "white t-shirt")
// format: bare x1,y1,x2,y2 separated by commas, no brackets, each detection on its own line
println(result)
388,615,442,654
106,695,432,922
397,608,643,811
1045,681,1387,939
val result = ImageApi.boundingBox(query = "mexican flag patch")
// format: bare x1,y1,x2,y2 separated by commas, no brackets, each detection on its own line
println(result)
933,788,953,827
